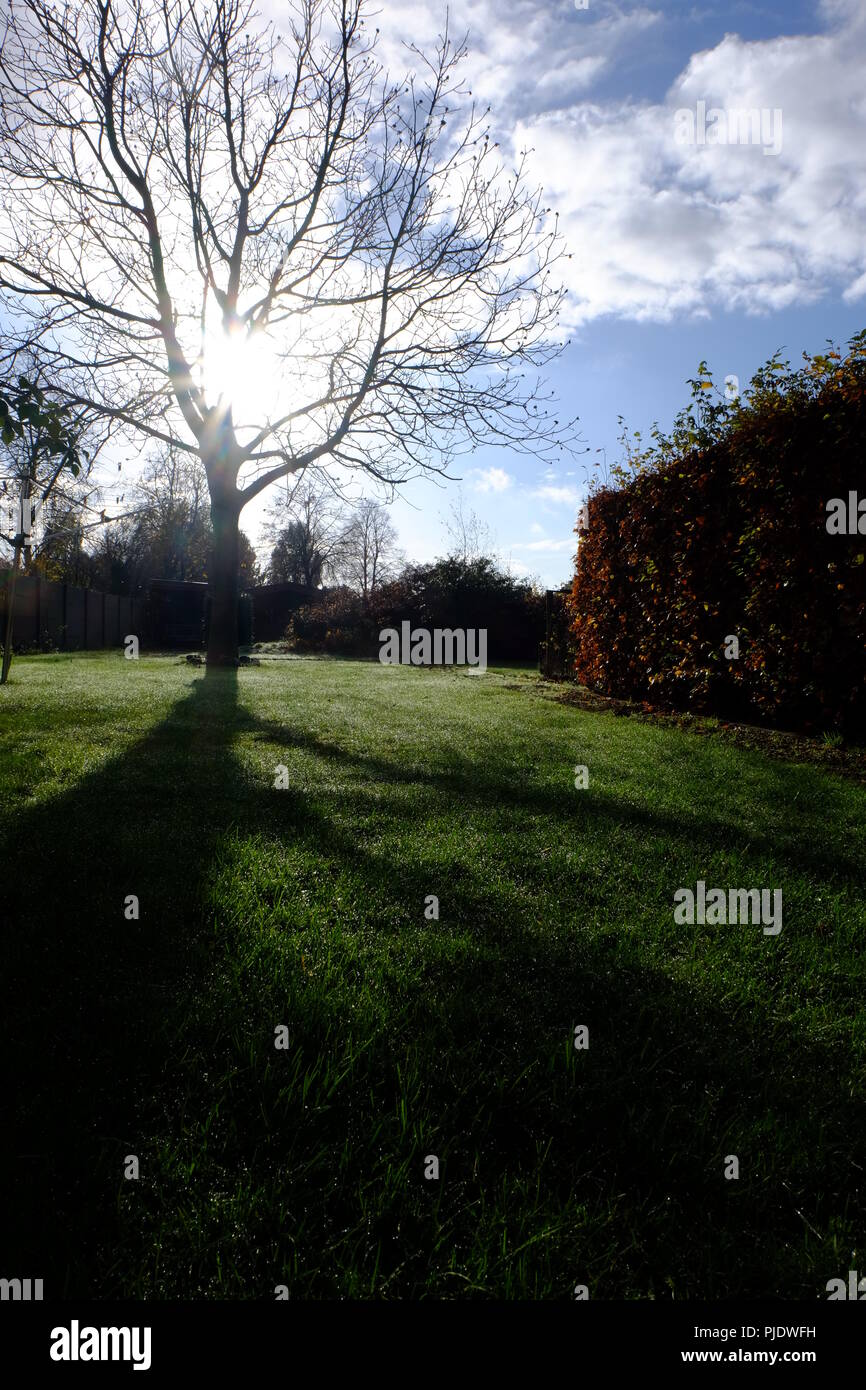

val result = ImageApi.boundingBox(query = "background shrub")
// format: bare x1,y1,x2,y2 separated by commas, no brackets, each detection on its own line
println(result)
289,558,545,664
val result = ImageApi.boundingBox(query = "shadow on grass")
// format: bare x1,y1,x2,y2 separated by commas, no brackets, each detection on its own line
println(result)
0,667,862,1298
1,669,243,1294
228,706,864,887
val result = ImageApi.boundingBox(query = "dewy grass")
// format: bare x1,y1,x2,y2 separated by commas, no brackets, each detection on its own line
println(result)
1,652,864,1299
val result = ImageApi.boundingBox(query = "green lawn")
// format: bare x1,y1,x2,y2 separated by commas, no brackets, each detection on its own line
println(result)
1,652,864,1299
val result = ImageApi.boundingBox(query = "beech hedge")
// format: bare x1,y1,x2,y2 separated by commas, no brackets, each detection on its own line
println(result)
569,336,866,734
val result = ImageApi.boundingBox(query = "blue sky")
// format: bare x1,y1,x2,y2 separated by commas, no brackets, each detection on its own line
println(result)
361,0,866,586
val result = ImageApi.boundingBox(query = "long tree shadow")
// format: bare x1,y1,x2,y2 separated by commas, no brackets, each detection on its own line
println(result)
0,669,245,1293
1,667,863,1298
229,712,864,887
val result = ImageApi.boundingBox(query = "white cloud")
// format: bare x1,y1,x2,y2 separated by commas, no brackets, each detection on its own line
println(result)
515,7,866,325
367,0,659,118
533,483,583,505
517,537,576,553
843,269,866,303
535,54,608,101
505,556,532,577
471,466,513,493
359,0,866,327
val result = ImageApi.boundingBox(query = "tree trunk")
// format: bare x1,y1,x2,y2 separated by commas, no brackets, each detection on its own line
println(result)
206,496,241,667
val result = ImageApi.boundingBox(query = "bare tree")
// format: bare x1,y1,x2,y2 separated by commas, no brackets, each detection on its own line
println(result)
265,476,345,588
340,496,402,601
121,447,212,584
86,446,260,588
0,0,576,666
442,488,494,564
134,444,209,534
31,494,93,586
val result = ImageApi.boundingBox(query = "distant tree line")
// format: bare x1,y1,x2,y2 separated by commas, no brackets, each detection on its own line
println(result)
285,490,544,664
263,478,404,598
2,434,545,662
2,447,259,595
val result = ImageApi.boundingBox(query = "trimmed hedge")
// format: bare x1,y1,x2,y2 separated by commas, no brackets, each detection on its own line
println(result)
570,339,866,734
